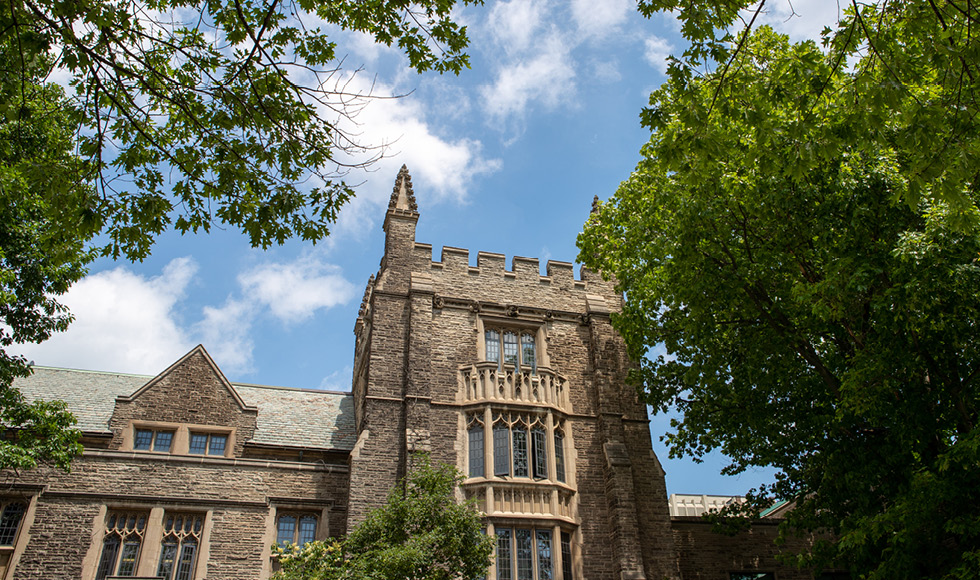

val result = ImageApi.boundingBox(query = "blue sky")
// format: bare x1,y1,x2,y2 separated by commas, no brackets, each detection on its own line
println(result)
20,0,840,496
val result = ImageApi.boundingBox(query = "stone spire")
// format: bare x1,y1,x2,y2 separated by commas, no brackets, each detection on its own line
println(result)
591,195,600,214
388,164,418,212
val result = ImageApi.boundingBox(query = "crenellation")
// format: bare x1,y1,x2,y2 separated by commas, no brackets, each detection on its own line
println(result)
512,256,539,278
547,260,575,285
440,246,470,271
476,251,506,271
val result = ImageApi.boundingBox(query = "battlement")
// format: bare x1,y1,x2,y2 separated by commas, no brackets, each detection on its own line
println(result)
412,242,609,287
408,242,619,313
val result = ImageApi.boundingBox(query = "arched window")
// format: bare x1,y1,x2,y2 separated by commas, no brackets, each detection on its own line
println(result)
95,511,147,580
468,417,485,477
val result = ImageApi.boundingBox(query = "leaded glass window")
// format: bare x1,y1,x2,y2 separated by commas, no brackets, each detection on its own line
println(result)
536,530,553,580
521,333,536,369
495,527,569,580
0,502,25,546
484,326,538,373
493,422,510,477
469,420,485,477
486,330,501,363
515,529,533,580
496,529,513,580
487,414,567,481
96,510,148,580
560,532,573,580
512,422,528,478
554,429,566,483
157,513,203,580
531,426,547,479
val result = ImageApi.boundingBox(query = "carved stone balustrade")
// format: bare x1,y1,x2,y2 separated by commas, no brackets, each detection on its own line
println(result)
464,481,577,524
459,362,570,412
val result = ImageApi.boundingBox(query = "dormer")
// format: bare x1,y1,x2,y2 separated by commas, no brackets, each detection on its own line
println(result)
107,345,258,457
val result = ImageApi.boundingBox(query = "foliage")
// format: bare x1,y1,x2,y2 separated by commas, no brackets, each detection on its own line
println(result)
273,455,493,580
0,0,480,472
0,45,88,471
637,0,980,212
3,0,481,261
579,27,980,580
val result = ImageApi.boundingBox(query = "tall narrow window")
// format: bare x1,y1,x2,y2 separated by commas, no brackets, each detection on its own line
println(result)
512,422,528,478
536,530,553,580
521,333,536,371
503,332,519,367
493,422,510,477
560,532,572,580
157,513,203,580
554,429,566,483
531,426,547,479
515,529,533,580
496,529,512,580
96,511,147,580
469,421,485,477
486,330,501,364
0,502,25,546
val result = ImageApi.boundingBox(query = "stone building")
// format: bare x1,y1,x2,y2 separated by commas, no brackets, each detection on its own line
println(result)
2,167,826,579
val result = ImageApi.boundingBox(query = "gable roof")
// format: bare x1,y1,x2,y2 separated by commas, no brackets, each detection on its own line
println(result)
118,345,255,413
14,366,355,451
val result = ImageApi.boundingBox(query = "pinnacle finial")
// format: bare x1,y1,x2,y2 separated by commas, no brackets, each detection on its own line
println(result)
591,195,600,214
388,164,418,212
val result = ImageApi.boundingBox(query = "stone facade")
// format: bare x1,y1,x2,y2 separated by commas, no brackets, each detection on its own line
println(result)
1,167,832,580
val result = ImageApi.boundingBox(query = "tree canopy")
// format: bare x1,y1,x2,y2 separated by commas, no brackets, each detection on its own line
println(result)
273,456,493,580
579,23,980,580
638,0,980,212
0,43,88,471
3,0,480,261
0,0,479,471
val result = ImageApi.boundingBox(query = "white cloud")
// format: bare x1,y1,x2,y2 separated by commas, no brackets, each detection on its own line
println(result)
15,258,197,374
193,297,255,374
322,73,501,235
488,0,547,54
238,257,356,324
570,0,630,39
15,252,358,378
644,35,674,74
480,33,577,123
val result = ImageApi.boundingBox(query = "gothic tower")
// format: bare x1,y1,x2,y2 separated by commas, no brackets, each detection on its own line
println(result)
349,167,679,580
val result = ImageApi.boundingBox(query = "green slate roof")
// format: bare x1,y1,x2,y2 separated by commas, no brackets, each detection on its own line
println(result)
14,366,355,452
